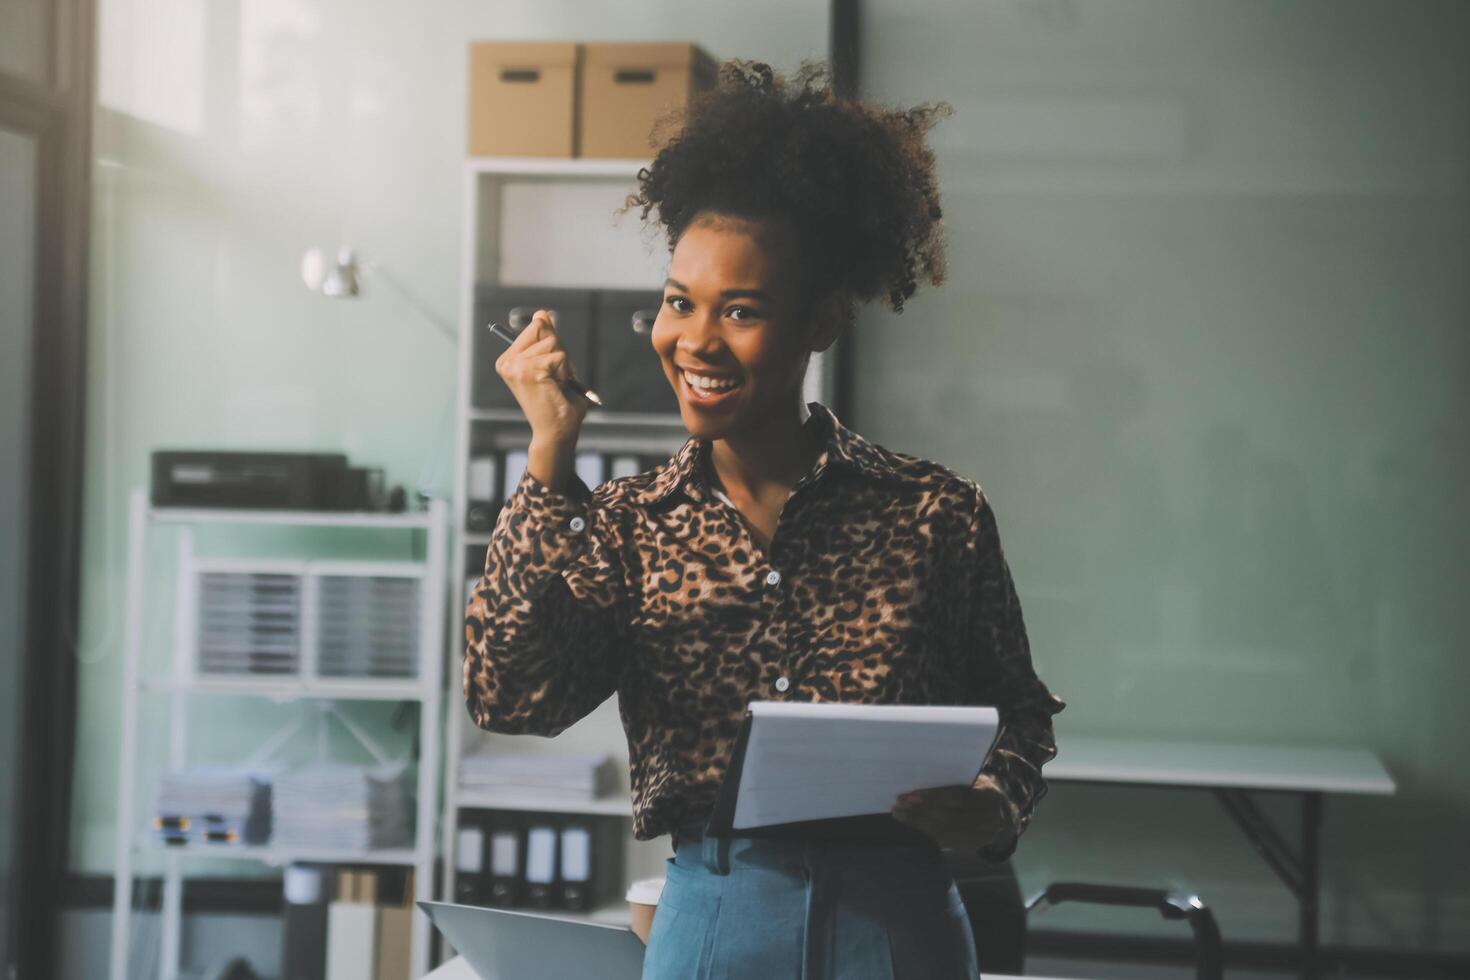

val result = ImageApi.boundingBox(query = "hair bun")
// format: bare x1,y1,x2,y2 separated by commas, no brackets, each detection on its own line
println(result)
720,59,776,95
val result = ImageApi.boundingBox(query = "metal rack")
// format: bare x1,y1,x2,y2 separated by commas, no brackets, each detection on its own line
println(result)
108,490,449,980
441,156,688,929
439,155,837,931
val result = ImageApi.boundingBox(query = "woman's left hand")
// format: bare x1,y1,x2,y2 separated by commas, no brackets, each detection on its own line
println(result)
890,778,1015,850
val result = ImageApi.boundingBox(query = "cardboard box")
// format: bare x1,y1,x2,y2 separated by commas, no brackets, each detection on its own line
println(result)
467,41,580,157
579,42,719,159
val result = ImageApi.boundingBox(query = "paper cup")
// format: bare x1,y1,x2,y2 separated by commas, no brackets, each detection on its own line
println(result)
625,876,665,944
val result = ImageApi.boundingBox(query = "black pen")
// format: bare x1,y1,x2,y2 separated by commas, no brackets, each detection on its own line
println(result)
485,320,603,407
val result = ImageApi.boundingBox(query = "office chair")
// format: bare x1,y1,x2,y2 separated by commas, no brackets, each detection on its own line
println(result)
1024,882,1224,980
945,854,1224,980
946,851,1028,973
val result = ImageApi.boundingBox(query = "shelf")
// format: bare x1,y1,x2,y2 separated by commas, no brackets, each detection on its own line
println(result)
149,507,435,529
114,490,449,980
466,156,649,179
456,791,633,817
467,407,686,430
139,840,420,867
139,675,430,702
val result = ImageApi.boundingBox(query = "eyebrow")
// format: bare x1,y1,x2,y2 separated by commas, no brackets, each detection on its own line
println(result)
663,277,773,303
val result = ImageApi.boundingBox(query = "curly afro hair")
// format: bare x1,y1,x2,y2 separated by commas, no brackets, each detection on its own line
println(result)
618,57,953,330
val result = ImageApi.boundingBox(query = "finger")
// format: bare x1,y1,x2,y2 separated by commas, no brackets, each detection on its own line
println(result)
928,785,999,809
526,308,558,342
524,351,571,383
894,807,942,842
521,332,562,357
926,786,980,807
889,803,923,829
507,309,555,352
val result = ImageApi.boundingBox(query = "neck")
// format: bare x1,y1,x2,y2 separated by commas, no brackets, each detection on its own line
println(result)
707,396,816,498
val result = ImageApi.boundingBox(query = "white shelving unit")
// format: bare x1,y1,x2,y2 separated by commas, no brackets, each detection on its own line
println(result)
440,156,837,935
108,490,449,980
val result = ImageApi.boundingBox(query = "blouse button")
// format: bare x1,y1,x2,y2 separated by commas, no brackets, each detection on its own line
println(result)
775,676,791,693
764,569,782,587
568,516,587,533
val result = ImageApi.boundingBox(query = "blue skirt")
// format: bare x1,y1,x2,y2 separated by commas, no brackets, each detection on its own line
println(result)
641,826,981,980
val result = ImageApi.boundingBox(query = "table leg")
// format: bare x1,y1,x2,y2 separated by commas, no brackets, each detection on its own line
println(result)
1300,792,1323,980
1214,788,1325,980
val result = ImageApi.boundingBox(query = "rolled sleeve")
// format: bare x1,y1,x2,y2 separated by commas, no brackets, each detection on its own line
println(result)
964,485,1067,864
463,466,630,738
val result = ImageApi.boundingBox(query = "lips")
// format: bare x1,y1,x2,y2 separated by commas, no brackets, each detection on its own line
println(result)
678,368,744,406
679,365,740,382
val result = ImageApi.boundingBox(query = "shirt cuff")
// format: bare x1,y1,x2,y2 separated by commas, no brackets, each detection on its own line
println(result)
973,772,1022,864
505,466,595,570
978,825,1020,864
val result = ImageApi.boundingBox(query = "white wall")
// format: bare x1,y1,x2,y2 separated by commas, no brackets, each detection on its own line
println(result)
77,0,831,875
78,0,1470,959
856,0,1470,950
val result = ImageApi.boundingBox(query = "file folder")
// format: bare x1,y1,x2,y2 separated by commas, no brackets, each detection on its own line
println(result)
524,821,559,909
453,814,487,905
558,821,593,910
487,810,526,907
280,863,329,980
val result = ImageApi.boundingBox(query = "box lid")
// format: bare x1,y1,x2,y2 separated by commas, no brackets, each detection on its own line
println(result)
468,40,579,67
582,41,717,70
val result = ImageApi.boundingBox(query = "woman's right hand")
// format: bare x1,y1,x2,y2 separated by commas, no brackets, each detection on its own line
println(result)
495,308,589,492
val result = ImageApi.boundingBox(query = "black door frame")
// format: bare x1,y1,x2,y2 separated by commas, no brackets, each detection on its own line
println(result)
0,0,94,976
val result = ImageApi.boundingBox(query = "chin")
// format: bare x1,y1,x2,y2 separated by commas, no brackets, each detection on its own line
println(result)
678,408,736,440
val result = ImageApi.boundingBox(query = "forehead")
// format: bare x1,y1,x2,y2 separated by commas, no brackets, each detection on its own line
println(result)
668,215,797,292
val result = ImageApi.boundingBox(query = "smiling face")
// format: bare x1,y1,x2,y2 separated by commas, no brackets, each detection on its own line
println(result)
651,211,836,441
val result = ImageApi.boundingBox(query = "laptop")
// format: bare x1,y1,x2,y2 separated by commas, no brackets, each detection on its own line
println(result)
418,901,646,980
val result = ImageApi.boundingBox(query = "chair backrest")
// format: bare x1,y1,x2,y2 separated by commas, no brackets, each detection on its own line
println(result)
945,850,1026,974
1025,881,1224,980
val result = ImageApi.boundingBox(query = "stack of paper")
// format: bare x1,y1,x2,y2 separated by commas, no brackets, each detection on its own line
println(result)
153,768,272,847
273,762,414,852
459,752,616,802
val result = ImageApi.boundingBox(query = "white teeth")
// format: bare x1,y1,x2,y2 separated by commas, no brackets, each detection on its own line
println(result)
683,370,742,392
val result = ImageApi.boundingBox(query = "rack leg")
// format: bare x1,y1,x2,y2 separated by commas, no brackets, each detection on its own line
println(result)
110,490,149,980
161,854,182,980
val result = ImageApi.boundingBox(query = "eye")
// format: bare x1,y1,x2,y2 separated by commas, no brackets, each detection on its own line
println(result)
664,295,691,313
727,305,761,322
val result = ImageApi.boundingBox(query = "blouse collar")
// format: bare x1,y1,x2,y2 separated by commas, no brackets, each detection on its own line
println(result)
633,401,899,507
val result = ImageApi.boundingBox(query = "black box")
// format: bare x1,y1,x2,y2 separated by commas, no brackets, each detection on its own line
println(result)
472,287,594,409
591,288,678,414
150,451,350,510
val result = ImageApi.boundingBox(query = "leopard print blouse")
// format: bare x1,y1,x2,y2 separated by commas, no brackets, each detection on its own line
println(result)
464,401,1066,862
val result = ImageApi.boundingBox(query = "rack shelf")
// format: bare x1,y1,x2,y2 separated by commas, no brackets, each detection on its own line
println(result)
137,675,432,702
138,840,422,868
109,490,449,980
148,506,435,529
443,155,682,943
466,407,688,429
443,154,839,956
454,791,634,818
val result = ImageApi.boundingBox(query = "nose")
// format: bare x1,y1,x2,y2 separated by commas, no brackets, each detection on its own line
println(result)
676,311,726,360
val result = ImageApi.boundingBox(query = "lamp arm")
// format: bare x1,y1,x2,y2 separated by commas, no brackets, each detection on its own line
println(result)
361,260,458,343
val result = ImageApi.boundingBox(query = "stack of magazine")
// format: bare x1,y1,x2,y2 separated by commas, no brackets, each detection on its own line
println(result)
458,751,616,803
273,762,414,852
154,768,272,847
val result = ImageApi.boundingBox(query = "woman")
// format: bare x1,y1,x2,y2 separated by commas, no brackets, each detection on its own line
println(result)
464,58,1066,979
